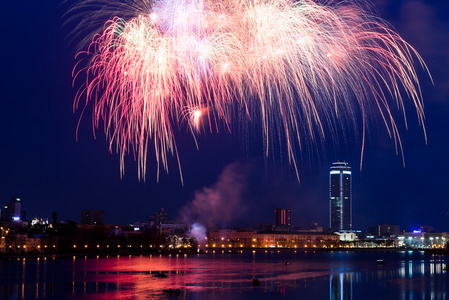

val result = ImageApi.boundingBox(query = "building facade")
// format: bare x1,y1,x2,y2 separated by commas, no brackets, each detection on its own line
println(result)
206,230,339,249
3,197,22,221
154,208,170,225
378,224,400,237
81,209,104,225
329,161,352,232
274,208,292,227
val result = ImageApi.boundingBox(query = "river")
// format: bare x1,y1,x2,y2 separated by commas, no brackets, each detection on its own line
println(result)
0,250,447,299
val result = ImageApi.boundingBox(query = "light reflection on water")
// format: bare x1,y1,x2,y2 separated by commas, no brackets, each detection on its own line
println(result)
0,251,447,299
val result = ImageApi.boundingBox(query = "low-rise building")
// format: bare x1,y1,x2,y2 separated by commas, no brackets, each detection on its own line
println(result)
399,232,449,248
206,229,339,249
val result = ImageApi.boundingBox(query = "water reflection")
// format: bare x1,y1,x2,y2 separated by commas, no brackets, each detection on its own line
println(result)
328,253,447,300
330,273,353,300
0,251,447,299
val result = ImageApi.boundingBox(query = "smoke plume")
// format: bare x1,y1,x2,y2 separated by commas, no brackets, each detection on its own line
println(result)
180,162,249,229
189,222,207,246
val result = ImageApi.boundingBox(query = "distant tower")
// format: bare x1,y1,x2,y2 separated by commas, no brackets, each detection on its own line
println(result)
274,208,292,227
329,162,352,232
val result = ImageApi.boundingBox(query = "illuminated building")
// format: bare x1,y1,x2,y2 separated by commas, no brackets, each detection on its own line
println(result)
274,208,292,227
206,229,339,248
329,162,352,232
399,232,449,248
81,209,104,225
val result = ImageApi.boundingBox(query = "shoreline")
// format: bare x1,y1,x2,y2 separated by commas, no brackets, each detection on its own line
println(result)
0,247,431,260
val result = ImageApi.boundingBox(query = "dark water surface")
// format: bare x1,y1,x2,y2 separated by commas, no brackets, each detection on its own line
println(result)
0,250,448,299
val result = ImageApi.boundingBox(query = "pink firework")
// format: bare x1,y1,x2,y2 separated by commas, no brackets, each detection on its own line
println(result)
72,0,430,181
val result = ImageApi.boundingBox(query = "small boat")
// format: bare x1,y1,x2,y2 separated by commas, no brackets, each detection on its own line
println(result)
285,261,290,265
377,259,385,265
155,272,168,278
163,288,181,295
252,278,260,286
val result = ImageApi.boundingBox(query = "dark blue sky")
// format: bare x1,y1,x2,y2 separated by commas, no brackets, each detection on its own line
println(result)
0,0,448,232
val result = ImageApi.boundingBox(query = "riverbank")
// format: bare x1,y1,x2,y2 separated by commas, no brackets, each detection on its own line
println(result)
0,246,429,259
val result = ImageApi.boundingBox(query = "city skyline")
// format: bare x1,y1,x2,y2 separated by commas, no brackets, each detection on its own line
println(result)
0,186,437,234
1,0,448,232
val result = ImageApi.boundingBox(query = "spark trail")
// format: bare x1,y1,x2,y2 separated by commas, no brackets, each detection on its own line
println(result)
72,0,429,181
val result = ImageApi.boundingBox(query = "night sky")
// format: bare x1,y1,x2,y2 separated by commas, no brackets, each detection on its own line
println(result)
1,0,448,232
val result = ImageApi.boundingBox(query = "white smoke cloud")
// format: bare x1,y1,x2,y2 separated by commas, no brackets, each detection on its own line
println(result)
179,162,249,228
189,222,207,246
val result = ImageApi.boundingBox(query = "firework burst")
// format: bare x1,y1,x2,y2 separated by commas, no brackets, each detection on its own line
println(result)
71,0,429,181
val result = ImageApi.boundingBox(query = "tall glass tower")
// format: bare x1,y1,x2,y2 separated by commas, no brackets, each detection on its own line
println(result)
329,162,352,231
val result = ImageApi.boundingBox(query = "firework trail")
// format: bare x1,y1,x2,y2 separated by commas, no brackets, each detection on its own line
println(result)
71,0,429,181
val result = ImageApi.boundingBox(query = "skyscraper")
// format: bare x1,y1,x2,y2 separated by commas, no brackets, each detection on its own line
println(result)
329,162,352,232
